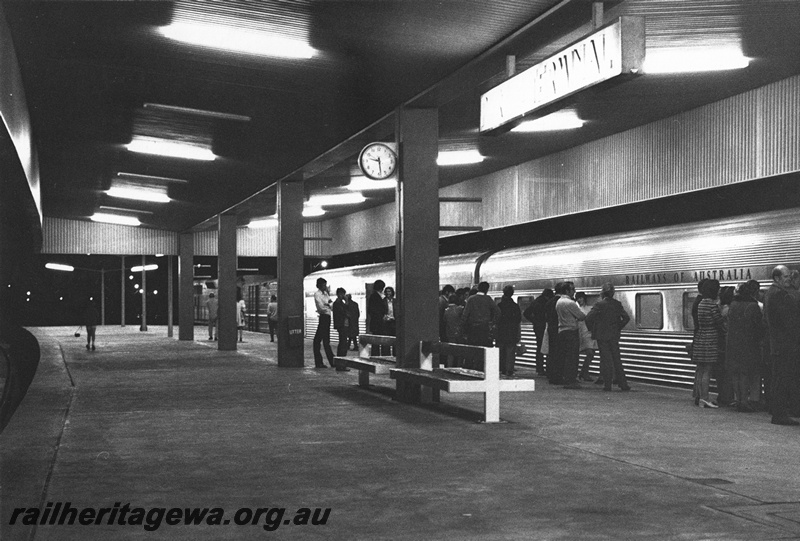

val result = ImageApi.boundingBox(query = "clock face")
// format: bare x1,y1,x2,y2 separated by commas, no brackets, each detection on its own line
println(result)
358,143,397,180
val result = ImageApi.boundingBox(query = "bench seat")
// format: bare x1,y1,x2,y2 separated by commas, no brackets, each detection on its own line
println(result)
334,355,396,375
390,368,536,393
335,334,396,388
390,340,535,423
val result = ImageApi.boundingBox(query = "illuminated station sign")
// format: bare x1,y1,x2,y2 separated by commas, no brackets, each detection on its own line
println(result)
480,17,645,134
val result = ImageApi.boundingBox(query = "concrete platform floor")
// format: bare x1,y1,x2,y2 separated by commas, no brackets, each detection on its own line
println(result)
2,326,800,540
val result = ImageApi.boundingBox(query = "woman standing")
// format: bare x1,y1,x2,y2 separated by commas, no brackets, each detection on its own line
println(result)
382,287,397,356
725,282,764,412
692,279,725,408
236,289,247,342
266,295,278,342
575,292,596,382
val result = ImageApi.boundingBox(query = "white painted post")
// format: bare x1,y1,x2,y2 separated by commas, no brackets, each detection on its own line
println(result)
483,347,501,423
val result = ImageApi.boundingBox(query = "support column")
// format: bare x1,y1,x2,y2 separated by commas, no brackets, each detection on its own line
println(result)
178,232,194,340
120,256,126,327
217,214,237,351
167,256,174,338
277,178,305,367
100,268,106,326
140,254,147,331
395,108,440,402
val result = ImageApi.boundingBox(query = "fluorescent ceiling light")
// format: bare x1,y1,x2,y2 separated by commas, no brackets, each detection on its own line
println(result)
107,187,170,203
248,216,278,228
143,103,251,122
45,263,74,272
513,111,585,132
643,47,750,74
347,177,395,191
437,150,485,166
302,206,325,217
307,193,366,206
127,138,216,161
116,172,190,184
91,213,141,227
160,22,316,59
131,264,159,272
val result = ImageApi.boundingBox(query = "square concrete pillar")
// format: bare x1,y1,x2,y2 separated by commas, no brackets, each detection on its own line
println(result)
277,179,305,367
178,232,194,341
218,214,238,351
395,108,440,401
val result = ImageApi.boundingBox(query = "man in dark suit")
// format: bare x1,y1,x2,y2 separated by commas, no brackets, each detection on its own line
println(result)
763,265,800,425
585,282,631,392
524,288,554,376
332,287,351,364
544,283,564,384
367,279,387,355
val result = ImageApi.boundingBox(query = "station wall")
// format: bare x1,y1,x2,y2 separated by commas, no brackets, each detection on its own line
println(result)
323,73,800,255
42,217,330,258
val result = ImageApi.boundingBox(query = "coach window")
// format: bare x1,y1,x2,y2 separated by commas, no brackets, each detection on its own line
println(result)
635,293,663,330
517,296,533,315
683,292,698,331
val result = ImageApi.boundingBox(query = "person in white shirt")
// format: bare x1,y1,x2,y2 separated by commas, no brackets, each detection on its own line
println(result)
313,277,335,368
555,281,586,389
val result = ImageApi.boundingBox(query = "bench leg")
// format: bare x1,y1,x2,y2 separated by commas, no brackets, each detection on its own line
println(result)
483,388,501,423
358,370,370,388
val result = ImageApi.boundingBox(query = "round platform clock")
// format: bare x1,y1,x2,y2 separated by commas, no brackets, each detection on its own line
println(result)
358,142,397,180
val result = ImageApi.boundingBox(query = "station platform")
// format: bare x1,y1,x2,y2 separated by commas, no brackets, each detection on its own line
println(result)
3,326,800,540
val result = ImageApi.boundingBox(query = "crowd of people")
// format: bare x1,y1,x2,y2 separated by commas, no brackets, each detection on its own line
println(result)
691,265,800,426
515,281,631,391
317,278,632,389
312,267,800,426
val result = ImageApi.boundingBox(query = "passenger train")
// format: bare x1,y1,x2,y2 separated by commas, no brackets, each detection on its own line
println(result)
194,276,277,333
305,209,800,388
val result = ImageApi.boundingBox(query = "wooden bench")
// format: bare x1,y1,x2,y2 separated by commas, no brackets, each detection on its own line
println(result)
333,334,396,388
390,341,535,423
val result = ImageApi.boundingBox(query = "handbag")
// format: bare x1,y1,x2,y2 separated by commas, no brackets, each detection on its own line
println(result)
515,343,527,356
74,326,82,338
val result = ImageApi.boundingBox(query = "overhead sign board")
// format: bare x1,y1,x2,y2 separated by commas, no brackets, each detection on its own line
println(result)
480,17,645,134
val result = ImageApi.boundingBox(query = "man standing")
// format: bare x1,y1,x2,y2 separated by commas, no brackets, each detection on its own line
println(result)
439,284,456,341
367,279,387,356
496,285,522,376
556,281,587,389
206,292,218,341
332,287,351,370
345,294,360,351
585,283,632,392
313,277,335,368
462,281,500,369
544,284,564,384
524,288,554,377
763,265,800,425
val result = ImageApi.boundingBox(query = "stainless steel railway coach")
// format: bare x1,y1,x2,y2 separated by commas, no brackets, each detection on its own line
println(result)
305,209,800,388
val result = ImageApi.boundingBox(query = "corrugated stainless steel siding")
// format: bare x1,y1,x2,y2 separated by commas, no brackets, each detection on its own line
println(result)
42,217,178,254
193,222,328,256
438,74,799,239
324,206,396,254
761,76,800,176
481,208,800,283
517,330,696,388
